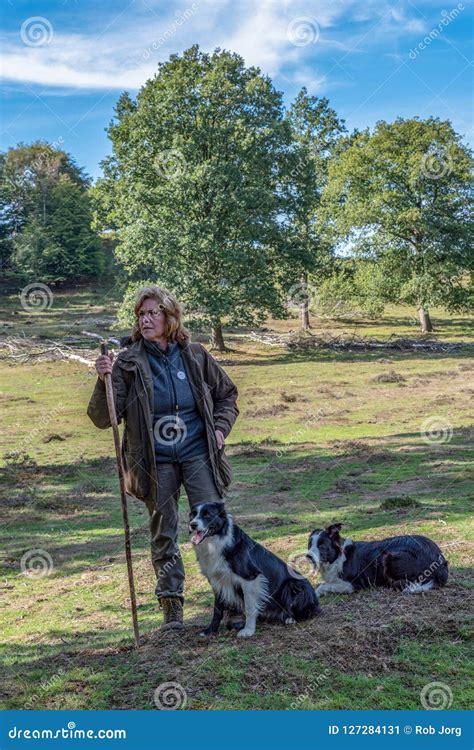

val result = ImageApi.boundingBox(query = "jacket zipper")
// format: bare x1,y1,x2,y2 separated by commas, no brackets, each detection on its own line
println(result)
163,353,180,460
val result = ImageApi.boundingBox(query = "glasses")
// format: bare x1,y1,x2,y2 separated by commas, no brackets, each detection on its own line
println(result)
138,307,164,320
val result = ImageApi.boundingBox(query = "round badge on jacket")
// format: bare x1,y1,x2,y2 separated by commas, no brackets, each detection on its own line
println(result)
177,371,186,380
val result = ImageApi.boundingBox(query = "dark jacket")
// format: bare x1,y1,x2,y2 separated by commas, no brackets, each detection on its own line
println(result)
87,338,239,510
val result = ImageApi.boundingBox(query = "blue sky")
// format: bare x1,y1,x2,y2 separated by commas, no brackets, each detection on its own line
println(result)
1,0,472,181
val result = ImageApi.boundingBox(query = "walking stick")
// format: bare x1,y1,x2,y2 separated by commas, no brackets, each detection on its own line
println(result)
101,341,140,648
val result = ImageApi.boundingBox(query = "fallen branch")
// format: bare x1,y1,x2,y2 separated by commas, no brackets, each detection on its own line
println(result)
0,336,97,365
248,330,471,354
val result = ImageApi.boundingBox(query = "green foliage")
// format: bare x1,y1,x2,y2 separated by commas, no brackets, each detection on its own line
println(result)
322,118,474,317
313,262,386,319
284,89,346,287
93,46,305,336
1,142,102,283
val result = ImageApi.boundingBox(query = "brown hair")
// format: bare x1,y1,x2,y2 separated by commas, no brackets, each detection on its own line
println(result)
131,286,191,344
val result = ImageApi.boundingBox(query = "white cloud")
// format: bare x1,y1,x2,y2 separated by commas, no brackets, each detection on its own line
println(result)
289,67,327,93
2,47,158,90
0,0,434,91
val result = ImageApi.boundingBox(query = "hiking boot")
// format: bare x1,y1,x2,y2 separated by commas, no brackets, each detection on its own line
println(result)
225,607,245,631
159,597,184,631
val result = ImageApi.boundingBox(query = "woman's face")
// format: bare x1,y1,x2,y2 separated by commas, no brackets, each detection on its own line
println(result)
137,298,167,342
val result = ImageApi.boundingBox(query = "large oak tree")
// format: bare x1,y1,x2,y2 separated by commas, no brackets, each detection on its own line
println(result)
93,45,303,349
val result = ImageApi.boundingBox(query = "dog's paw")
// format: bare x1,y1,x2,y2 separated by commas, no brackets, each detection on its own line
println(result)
285,617,296,625
226,620,245,631
315,585,328,597
236,627,255,638
198,628,215,637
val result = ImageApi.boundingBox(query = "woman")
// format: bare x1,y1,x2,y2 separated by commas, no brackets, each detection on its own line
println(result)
87,286,239,631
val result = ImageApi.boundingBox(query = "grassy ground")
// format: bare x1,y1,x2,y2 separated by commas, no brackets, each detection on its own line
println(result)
0,286,473,710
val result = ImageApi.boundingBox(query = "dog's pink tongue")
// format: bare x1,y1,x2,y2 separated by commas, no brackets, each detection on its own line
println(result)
191,530,205,545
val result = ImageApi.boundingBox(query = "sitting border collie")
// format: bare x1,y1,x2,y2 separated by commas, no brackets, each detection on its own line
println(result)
189,503,321,637
307,523,448,596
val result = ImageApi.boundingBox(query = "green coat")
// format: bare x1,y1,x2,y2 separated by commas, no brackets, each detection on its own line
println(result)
87,339,239,510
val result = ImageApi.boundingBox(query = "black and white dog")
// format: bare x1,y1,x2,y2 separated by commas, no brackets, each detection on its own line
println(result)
307,523,448,596
189,503,321,637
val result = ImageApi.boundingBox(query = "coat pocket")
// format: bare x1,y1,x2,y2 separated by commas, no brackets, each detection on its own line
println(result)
124,448,151,501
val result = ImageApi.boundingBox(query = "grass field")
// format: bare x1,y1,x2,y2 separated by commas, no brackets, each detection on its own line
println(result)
0,286,473,710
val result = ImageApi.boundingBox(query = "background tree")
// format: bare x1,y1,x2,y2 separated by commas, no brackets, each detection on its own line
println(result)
313,258,387,320
322,118,473,332
93,45,304,350
0,142,103,283
284,89,345,330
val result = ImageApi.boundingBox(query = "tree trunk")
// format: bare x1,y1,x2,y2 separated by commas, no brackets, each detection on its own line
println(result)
300,271,312,331
418,307,434,333
210,323,227,351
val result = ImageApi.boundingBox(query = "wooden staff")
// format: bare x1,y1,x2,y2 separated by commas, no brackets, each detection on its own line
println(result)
101,341,140,648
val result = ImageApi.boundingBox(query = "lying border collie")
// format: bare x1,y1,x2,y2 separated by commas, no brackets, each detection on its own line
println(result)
189,503,321,637
307,524,448,596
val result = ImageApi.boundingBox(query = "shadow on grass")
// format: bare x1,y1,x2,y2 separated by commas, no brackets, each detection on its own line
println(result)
215,345,474,368
0,427,472,580
2,566,472,710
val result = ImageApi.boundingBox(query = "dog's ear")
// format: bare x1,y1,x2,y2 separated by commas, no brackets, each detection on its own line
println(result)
326,523,342,538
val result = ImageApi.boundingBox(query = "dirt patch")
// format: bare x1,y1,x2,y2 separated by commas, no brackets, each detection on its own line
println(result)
329,478,362,494
328,440,375,454
281,391,309,403
371,371,406,384
0,395,37,404
317,386,341,399
254,404,289,417
43,433,67,443
240,515,298,529
228,444,275,459
380,495,420,511
117,579,471,708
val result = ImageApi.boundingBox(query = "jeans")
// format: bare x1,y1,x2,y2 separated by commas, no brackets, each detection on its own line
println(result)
148,451,224,601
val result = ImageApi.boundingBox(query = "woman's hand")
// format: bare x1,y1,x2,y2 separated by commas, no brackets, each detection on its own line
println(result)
95,352,114,381
215,429,225,449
